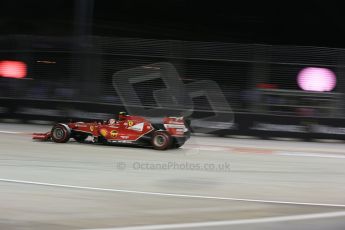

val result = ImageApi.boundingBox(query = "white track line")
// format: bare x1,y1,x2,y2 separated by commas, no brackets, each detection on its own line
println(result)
278,152,345,159
0,130,22,134
83,211,345,230
1,178,345,208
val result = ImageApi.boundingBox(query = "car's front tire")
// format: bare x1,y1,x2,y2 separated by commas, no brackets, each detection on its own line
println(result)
51,124,71,143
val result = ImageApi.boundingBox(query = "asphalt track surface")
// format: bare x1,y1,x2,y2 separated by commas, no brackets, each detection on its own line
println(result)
0,123,345,230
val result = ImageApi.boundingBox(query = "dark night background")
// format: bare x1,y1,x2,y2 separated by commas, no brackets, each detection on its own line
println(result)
0,0,344,48
0,1,345,136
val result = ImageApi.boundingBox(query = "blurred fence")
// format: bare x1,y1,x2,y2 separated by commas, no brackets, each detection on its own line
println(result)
1,35,345,139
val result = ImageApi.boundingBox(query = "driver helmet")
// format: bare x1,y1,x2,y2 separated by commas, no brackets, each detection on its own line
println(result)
118,111,127,120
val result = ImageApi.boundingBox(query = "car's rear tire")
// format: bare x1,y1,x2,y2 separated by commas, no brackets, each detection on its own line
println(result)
51,124,71,143
152,131,172,150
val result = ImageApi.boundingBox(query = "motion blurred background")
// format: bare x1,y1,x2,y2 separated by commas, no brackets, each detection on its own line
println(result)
1,0,345,139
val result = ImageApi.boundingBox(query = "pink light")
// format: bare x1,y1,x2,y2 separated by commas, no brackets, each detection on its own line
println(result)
0,61,27,79
297,67,336,92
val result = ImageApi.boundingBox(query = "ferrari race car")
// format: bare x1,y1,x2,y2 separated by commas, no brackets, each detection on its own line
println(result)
33,112,190,150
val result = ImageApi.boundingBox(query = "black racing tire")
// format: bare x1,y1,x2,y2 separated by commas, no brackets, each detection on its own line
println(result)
152,131,172,150
51,124,71,143
73,132,88,143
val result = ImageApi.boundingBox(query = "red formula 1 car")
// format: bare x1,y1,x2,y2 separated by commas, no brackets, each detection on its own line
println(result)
33,112,190,150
